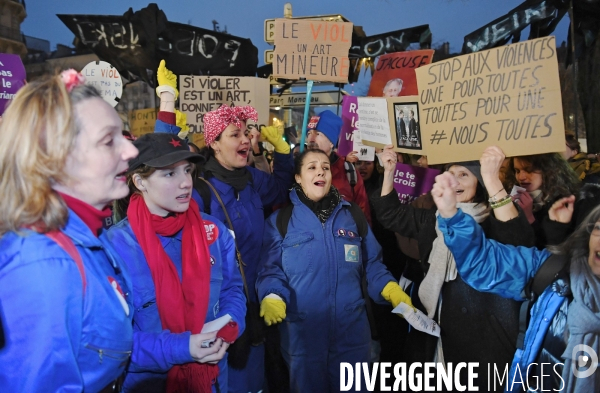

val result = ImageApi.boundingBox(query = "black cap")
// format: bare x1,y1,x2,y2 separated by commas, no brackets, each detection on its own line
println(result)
128,133,204,172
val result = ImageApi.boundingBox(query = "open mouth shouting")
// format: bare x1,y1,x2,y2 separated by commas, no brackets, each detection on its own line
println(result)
314,180,326,187
237,148,249,160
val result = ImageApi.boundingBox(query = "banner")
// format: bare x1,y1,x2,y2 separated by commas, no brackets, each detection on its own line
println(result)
416,36,564,165
392,163,440,205
180,76,270,147
367,50,434,97
129,108,157,137
0,54,26,116
338,96,375,161
58,4,258,85
273,19,353,83
462,1,558,54
355,96,426,155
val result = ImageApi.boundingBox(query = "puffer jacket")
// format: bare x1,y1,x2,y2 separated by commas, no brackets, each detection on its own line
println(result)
438,209,574,392
0,210,134,392
106,212,246,393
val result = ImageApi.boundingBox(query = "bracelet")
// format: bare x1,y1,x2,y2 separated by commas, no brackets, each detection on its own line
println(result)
490,195,512,209
488,188,507,204
491,187,505,198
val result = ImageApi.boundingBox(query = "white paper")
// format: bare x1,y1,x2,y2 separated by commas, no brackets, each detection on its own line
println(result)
352,128,376,161
392,303,441,337
510,185,526,197
201,314,232,333
357,97,392,146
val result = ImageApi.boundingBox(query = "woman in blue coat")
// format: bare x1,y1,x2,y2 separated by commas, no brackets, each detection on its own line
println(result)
108,133,246,393
256,149,413,392
153,61,295,393
0,71,138,391
432,171,599,393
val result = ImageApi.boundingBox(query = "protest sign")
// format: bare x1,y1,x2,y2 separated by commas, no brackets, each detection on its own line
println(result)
273,18,353,83
180,76,270,147
392,163,440,204
357,96,426,155
416,36,564,165
81,61,123,107
129,108,157,137
0,54,26,116
368,50,434,97
356,97,393,147
338,96,375,161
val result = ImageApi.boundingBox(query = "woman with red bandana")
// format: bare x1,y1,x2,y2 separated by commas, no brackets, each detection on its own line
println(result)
153,61,294,393
108,132,246,393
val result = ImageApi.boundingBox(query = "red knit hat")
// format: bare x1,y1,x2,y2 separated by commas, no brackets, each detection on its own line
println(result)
203,104,258,146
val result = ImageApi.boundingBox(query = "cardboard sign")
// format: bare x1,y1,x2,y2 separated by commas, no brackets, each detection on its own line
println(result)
338,96,375,161
180,76,270,148
392,163,440,204
129,108,157,137
357,96,426,155
416,36,565,164
81,61,123,107
0,54,26,115
273,19,353,83
368,50,434,97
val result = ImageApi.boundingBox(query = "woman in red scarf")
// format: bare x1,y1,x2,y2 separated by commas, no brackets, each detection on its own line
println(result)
108,133,246,393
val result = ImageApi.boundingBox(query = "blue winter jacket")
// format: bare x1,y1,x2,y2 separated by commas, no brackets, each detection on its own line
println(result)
256,189,395,356
156,119,294,303
0,210,134,392
437,209,569,392
106,212,246,393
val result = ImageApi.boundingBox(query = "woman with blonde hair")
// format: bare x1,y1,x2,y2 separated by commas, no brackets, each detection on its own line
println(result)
0,71,138,391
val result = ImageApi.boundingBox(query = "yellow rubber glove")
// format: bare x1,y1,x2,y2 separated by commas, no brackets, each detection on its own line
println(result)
260,297,286,326
381,282,414,309
175,109,189,139
156,59,178,100
260,125,290,154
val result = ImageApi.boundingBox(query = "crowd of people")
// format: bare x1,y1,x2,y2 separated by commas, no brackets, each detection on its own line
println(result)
0,62,598,393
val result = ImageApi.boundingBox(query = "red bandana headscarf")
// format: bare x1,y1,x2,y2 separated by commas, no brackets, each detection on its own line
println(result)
127,194,217,392
203,104,258,146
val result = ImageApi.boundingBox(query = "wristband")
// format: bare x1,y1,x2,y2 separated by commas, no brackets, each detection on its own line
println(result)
490,195,512,209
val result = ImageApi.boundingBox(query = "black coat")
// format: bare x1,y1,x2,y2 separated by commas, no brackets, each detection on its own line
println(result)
370,190,536,392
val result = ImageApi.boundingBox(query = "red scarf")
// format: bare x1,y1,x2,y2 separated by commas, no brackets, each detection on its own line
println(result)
58,192,112,237
127,194,217,392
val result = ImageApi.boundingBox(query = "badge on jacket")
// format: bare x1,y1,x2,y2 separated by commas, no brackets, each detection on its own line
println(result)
108,276,130,316
344,245,359,262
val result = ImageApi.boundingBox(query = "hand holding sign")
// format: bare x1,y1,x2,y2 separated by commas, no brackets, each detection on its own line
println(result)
379,145,397,173
479,146,506,185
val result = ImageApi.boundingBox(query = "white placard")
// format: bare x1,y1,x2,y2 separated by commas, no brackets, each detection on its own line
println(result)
352,128,375,161
357,97,392,146
81,61,123,107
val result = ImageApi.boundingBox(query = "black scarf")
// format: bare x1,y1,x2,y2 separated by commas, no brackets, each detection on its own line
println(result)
293,183,341,223
203,156,253,192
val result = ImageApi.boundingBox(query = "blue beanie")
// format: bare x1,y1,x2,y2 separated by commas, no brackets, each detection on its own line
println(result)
308,110,342,147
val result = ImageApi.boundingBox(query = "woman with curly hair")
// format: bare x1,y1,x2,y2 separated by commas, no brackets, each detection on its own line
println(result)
507,153,581,248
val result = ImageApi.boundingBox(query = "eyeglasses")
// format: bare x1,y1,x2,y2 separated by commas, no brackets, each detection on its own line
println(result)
586,222,600,236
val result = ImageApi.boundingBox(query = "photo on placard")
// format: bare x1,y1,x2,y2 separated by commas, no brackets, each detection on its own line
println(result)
393,102,421,150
